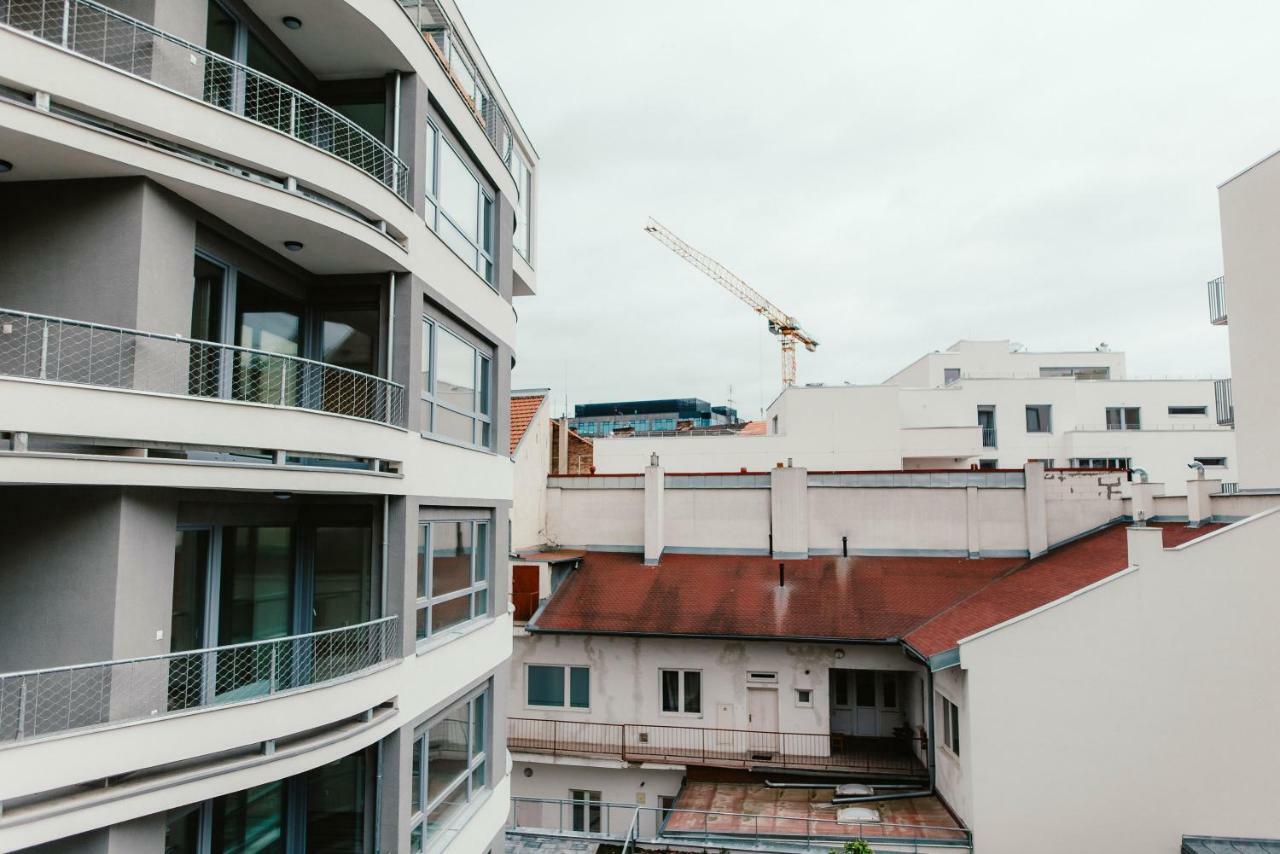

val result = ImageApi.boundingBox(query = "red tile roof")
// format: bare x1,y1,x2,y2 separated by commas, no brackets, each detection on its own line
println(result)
509,393,548,455
530,524,1223,657
904,522,1221,658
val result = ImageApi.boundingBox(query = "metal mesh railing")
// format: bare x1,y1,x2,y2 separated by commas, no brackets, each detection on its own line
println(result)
0,616,398,743
0,0,409,198
0,307,406,426
397,0,521,178
1207,275,1227,325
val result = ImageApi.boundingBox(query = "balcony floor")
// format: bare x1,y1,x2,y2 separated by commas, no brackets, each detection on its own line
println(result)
668,780,963,843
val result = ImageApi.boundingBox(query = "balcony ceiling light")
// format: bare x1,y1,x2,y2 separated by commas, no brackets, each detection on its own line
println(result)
282,15,302,29
283,240,304,252
0,160,12,173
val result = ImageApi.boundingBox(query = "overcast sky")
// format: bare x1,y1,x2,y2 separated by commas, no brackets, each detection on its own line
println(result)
464,0,1276,420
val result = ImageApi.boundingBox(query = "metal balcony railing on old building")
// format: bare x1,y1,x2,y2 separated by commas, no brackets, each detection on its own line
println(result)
0,616,398,743
0,308,406,427
981,426,997,448
1207,276,1227,325
0,0,409,198
1215,378,1234,426
508,717,927,778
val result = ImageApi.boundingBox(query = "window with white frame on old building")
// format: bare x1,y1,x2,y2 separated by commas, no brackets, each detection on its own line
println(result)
526,664,589,709
416,519,489,641
941,696,960,756
660,669,701,714
409,686,489,852
570,790,602,833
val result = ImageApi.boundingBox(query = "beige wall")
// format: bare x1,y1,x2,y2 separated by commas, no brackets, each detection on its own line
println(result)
512,409,552,551
959,509,1280,853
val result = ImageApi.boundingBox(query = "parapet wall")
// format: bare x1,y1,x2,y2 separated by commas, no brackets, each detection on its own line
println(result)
545,464,1129,559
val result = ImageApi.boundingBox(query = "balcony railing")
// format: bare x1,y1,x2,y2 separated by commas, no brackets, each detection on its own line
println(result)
0,308,406,427
508,797,974,852
1215,378,1234,426
0,616,398,743
397,0,522,179
1207,276,1227,325
508,717,926,777
980,425,997,447
0,0,409,199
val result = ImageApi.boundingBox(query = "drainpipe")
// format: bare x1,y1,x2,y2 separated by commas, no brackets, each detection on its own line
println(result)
925,667,937,792
386,273,396,380
391,72,401,158
380,496,390,620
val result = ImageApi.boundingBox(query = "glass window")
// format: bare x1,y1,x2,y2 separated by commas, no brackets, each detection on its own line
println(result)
1025,404,1052,433
512,151,533,262
943,368,960,385
660,669,701,714
416,520,490,641
1194,456,1228,467
410,686,490,849
942,696,960,756
424,120,495,286
1105,407,1141,430
527,665,589,708
570,790,602,833
1169,405,1208,416
421,318,494,449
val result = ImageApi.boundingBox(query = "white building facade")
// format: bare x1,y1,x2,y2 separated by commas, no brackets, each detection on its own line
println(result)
0,1,537,851
591,341,1235,495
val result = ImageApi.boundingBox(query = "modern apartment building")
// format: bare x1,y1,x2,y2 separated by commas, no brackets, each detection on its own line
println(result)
0,1,536,851
570,398,739,437
589,340,1235,495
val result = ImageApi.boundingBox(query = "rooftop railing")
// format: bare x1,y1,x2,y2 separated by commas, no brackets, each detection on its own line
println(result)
1208,276,1227,325
0,0,409,198
0,307,406,427
0,616,398,743
509,717,926,777
508,797,974,852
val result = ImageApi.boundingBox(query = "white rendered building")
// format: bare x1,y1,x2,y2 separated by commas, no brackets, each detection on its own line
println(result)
591,340,1235,495
0,1,537,851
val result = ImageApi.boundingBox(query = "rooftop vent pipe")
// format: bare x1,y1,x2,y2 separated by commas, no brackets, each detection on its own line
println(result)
778,563,785,588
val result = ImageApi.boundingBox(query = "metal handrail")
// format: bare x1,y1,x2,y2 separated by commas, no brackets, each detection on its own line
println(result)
0,615,399,743
0,306,406,427
0,0,409,198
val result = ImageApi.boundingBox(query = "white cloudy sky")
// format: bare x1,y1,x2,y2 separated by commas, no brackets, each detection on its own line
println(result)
464,0,1275,420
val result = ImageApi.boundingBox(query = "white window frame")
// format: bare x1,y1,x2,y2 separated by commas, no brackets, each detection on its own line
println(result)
424,120,496,287
512,149,533,263
1025,404,1052,433
659,668,702,716
1168,405,1208,417
525,663,591,711
420,316,493,449
1105,406,1142,431
409,684,490,853
415,519,490,643
569,789,602,833
794,688,814,708
941,695,960,757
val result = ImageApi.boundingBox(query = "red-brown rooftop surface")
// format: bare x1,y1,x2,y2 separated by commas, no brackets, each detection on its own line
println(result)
530,523,1223,656
509,393,547,455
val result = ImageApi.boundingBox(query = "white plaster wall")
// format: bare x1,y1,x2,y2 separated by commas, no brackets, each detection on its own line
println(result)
1042,470,1125,547
512,411,552,551
512,759,685,820
931,666,970,825
665,489,770,552
809,488,969,554
975,488,1027,553
512,634,920,737
959,509,1280,853
546,488,643,549
884,340,1126,387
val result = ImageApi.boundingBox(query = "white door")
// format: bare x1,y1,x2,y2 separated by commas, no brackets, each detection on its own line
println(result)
747,687,779,755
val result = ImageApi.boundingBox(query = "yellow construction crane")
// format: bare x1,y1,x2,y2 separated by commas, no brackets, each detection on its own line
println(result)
644,217,819,387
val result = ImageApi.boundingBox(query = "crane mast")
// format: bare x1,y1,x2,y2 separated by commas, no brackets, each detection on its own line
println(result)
643,218,818,387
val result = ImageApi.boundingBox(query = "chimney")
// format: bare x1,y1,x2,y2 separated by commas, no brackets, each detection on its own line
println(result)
644,454,664,565
1186,475,1221,528
1022,461,1048,558
770,464,808,559
1128,480,1164,525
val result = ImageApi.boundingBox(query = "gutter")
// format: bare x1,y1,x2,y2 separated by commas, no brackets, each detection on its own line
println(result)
522,625,903,646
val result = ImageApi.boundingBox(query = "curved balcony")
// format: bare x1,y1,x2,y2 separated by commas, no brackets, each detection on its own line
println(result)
0,616,398,744
0,0,408,199
0,307,406,427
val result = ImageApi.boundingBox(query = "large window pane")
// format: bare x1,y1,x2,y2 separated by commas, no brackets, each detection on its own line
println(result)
438,143,480,242
661,670,680,713
312,527,372,631
683,671,701,714
473,523,489,583
436,331,476,410
219,527,293,645
320,309,377,375
430,522,472,597
434,406,476,444
430,594,472,634
165,803,203,854
211,781,287,854
304,753,366,854
528,665,566,707
172,530,209,653
569,667,590,709
427,702,470,802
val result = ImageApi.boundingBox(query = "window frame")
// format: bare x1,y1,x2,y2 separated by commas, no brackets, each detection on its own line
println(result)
409,684,491,852
1169,405,1208,417
512,148,533,264
943,367,961,385
795,688,814,708
1193,456,1228,468
569,789,603,833
941,695,960,757
415,519,491,643
1105,406,1142,431
525,663,591,710
659,668,703,716
424,119,496,288
420,316,493,450
1024,404,1053,433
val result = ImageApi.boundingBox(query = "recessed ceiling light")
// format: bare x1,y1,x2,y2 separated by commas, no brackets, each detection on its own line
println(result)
283,240,304,252
282,16,302,29
0,160,12,173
